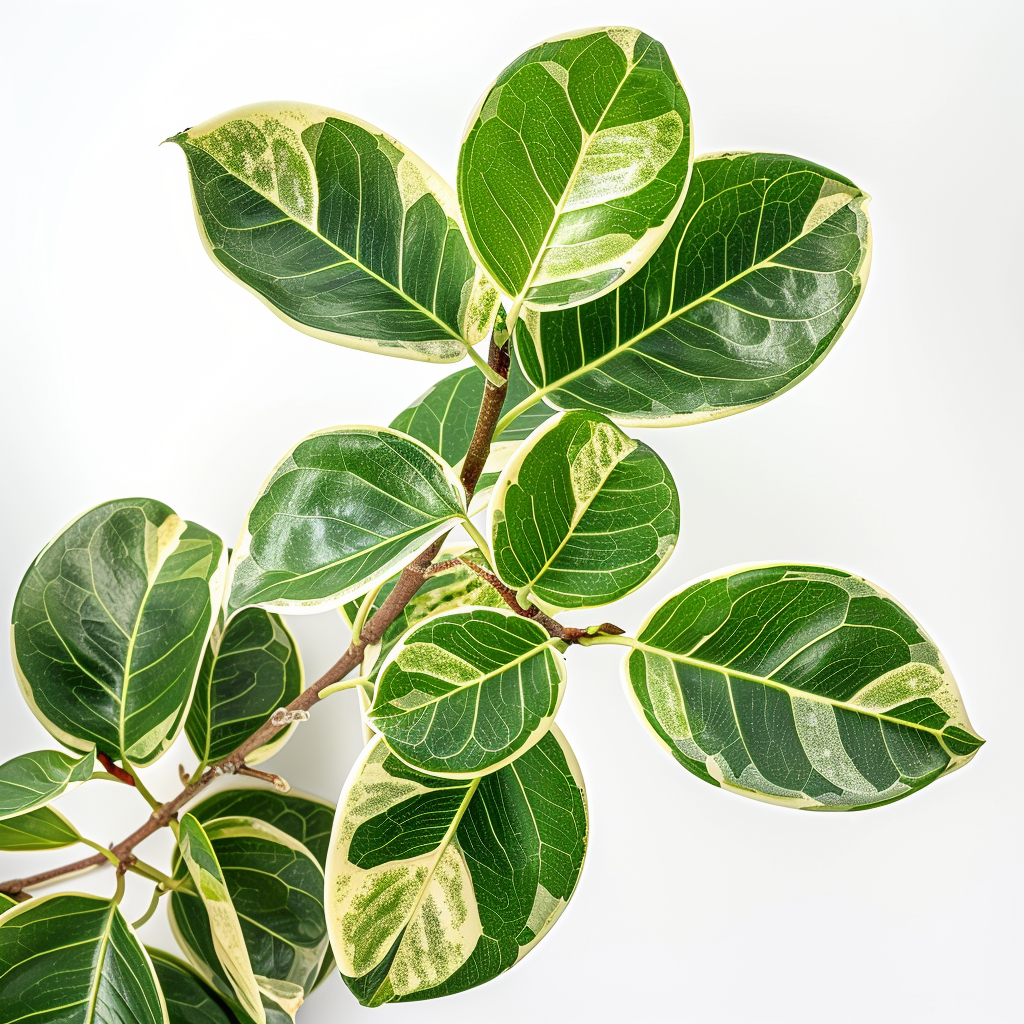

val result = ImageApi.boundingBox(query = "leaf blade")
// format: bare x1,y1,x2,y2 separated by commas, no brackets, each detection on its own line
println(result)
0,747,94,820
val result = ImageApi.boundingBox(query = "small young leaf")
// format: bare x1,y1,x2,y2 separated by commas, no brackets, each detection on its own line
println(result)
340,544,507,679
0,893,168,1024
325,727,587,1005
171,104,498,363
516,152,872,424
625,564,983,810
459,27,692,312
12,499,226,767
227,427,467,616
369,607,566,777
149,947,236,1024
0,806,81,850
170,814,329,1023
186,609,303,766
490,410,679,609
0,747,94,820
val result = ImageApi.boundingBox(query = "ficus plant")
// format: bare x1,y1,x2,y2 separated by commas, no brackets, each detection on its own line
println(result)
0,25,984,1022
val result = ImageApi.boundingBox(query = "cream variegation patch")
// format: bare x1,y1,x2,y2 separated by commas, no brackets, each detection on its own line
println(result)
568,418,636,505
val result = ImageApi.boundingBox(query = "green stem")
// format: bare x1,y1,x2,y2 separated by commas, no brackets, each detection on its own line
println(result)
127,858,181,890
318,676,370,701
465,343,506,386
131,885,163,930
493,388,546,440
460,517,493,565
351,581,385,642
123,765,161,811
79,837,121,868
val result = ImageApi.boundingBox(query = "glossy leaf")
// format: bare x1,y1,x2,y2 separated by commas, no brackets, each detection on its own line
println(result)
624,564,984,810
325,727,587,1005
490,410,678,609
172,103,498,363
459,27,692,311
227,428,466,617
516,152,872,424
0,747,94,820
0,894,16,913
369,608,566,777
340,544,507,680
12,499,226,766
0,806,81,850
170,814,329,1023
0,892,167,1024
149,948,235,1024
187,609,303,767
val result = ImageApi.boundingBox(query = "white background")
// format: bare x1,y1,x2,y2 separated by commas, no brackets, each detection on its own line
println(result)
1,1,1020,1020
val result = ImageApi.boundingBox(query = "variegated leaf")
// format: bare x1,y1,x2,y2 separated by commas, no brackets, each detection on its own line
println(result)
172,104,498,363
515,152,872,424
186,609,303,767
0,893,168,1024
0,747,94,820
490,410,678,610
12,499,226,767
226,428,466,617
340,544,506,681
0,806,81,851
170,814,329,1024
623,564,983,810
459,27,692,312
368,608,566,777
149,948,236,1024
325,726,587,1005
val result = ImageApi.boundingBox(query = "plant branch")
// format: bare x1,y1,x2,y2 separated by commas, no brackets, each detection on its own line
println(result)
0,328,514,898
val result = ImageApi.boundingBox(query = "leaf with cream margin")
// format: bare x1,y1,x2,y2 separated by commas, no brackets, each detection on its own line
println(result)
170,814,329,1023
171,103,498,363
513,152,872,425
459,27,692,313
12,499,226,767
490,410,679,610
149,948,236,1024
622,564,983,810
0,892,168,1024
368,607,566,777
0,806,81,850
0,747,94,819
325,726,587,1005
186,609,303,767
226,427,467,617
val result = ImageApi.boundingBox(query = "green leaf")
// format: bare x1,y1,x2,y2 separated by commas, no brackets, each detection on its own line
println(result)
170,814,329,1023
0,892,168,1024
490,410,678,609
390,357,556,508
0,894,16,913
0,806,81,850
12,499,226,767
515,152,872,424
0,748,94,819
188,787,338,991
624,564,984,810
326,727,587,1005
340,544,507,680
369,607,566,777
226,428,466,617
458,27,692,312
186,609,303,767
172,103,498,363
149,948,236,1024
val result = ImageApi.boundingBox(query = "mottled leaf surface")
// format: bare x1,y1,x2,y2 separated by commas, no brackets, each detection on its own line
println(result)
625,564,983,809
12,499,226,766
227,428,466,617
459,27,691,310
0,806,81,850
187,609,303,767
516,152,871,424
173,103,498,363
325,728,586,1005
170,815,328,1023
491,411,678,609
149,949,235,1024
0,893,167,1024
369,608,566,777
0,748,94,819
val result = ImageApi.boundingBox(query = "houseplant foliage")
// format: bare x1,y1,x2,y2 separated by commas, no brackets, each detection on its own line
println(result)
0,24,983,1021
